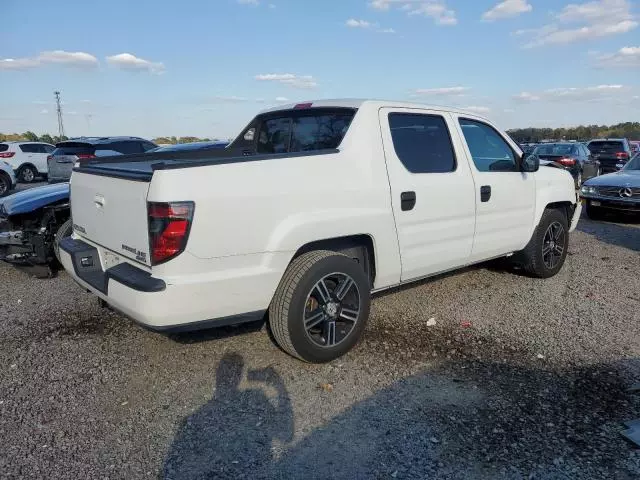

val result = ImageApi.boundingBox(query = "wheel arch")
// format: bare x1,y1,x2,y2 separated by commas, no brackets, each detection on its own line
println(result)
291,234,377,287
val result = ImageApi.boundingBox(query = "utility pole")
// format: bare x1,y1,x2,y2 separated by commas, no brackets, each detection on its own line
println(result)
54,91,65,139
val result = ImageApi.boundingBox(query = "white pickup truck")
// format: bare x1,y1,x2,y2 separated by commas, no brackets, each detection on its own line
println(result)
60,99,581,363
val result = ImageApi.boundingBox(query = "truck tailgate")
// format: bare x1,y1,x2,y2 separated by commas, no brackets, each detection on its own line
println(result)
70,172,151,266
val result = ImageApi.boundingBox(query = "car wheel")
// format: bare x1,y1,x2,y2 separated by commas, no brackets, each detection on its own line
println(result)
0,173,11,197
269,250,371,363
53,219,73,264
585,203,604,221
517,208,569,279
18,165,37,183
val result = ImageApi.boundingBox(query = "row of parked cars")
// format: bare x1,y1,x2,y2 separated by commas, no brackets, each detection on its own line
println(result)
520,138,639,188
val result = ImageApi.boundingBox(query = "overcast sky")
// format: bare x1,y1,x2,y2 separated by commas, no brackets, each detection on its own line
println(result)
1,0,639,139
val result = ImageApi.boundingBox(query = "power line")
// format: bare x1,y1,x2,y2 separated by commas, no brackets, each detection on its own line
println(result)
54,91,65,138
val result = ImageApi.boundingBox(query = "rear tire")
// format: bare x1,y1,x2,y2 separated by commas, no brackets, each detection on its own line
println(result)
517,208,569,279
53,219,73,264
269,250,371,363
18,165,37,183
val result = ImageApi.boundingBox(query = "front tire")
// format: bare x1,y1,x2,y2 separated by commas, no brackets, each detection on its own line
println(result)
517,208,569,278
18,165,37,183
269,250,371,363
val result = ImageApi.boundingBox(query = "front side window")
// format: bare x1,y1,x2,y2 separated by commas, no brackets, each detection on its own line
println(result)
459,119,516,172
388,113,456,173
289,114,353,152
258,118,292,154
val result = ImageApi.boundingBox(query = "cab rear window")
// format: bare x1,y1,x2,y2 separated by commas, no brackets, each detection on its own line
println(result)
254,108,356,154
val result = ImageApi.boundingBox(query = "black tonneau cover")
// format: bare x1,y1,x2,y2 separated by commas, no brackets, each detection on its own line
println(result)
73,148,339,182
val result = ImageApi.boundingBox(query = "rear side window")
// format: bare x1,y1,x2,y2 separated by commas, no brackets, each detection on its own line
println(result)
19,144,39,153
588,141,624,152
106,141,145,154
52,143,95,156
0,144,8,152
388,113,456,173
258,118,292,154
43,145,55,153
289,113,354,152
459,119,517,172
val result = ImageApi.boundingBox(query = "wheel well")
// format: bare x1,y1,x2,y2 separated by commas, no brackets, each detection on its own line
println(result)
17,163,37,172
545,201,574,223
293,235,376,286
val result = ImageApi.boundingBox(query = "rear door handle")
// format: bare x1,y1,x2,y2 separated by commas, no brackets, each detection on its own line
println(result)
480,185,491,202
401,191,416,211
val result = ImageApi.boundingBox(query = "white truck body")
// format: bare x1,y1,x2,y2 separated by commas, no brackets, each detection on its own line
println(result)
60,99,580,352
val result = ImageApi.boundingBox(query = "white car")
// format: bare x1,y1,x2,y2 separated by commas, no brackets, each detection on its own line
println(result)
59,99,581,362
0,141,55,183
0,160,17,196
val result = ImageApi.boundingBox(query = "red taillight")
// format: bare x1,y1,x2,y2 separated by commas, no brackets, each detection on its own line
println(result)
294,102,313,109
616,152,629,160
77,154,96,160
148,201,194,265
558,157,576,166
0,152,15,158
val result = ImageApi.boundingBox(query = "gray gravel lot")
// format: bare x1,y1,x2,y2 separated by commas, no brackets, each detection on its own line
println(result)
1,212,639,479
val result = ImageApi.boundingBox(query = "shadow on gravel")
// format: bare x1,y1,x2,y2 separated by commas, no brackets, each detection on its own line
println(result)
164,346,640,479
578,217,640,252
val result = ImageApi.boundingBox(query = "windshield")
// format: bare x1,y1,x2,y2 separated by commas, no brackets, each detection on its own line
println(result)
533,144,574,156
624,153,640,170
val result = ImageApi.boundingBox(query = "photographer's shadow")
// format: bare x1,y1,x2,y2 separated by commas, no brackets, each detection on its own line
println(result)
163,353,293,479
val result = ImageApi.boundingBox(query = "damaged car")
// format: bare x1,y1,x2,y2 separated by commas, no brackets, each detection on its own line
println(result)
0,183,73,277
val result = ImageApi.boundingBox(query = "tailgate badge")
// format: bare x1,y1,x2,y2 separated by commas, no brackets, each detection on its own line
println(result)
94,194,105,209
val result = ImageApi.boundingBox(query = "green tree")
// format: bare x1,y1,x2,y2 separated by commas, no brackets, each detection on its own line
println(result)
39,133,55,144
23,131,38,142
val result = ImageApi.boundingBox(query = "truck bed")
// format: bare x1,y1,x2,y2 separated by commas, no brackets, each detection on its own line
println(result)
75,148,339,181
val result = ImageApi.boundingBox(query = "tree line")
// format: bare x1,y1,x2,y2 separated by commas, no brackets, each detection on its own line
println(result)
0,132,226,145
507,122,640,144
4,121,638,146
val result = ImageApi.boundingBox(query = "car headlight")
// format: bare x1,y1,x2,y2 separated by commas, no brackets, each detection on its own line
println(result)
580,185,596,195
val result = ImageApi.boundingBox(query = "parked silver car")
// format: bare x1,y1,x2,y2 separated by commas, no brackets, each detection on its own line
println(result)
47,137,157,183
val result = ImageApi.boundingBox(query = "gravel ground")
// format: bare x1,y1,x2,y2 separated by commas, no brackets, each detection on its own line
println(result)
1,213,639,479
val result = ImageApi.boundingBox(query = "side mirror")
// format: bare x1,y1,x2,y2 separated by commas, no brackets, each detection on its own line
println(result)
521,154,539,172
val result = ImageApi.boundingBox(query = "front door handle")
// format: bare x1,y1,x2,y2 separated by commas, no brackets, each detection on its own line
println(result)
480,185,491,202
401,191,416,211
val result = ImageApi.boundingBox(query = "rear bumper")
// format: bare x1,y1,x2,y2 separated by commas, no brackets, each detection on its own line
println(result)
59,237,269,331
